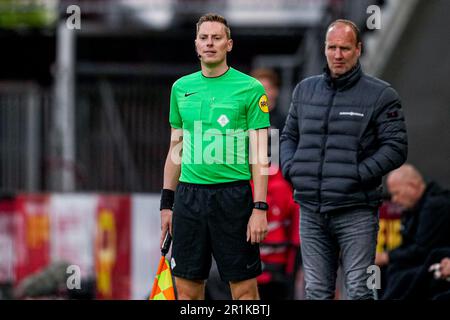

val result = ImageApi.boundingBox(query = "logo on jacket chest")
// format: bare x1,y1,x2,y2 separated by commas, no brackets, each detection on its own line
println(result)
339,111,364,117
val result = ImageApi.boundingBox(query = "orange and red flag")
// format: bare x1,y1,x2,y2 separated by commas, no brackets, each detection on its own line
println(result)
149,233,175,300
149,256,175,300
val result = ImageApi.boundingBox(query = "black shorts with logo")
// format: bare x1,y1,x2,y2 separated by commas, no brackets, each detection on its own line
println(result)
171,180,261,282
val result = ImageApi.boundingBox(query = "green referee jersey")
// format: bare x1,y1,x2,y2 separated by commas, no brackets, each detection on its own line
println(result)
169,67,270,184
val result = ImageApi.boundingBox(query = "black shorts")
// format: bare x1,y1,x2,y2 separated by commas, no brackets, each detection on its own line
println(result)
171,180,261,282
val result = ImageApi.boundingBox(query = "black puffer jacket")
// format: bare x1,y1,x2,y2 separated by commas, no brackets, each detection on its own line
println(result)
280,63,408,213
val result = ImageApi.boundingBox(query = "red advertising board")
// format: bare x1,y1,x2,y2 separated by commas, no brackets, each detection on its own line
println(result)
0,197,17,284
14,194,51,283
95,195,131,299
0,193,155,299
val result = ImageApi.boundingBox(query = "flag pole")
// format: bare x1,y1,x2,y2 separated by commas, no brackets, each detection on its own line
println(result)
161,232,172,256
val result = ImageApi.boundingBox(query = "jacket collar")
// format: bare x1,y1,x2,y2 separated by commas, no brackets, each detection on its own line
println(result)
406,181,441,215
324,61,362,90
414,181,441,211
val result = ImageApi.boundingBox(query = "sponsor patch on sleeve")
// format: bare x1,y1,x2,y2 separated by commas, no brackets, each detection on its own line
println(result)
387,110,399,118
258,94,269,113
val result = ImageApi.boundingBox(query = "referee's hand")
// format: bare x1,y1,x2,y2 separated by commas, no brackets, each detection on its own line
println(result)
246,209,268,244
160,209,173,249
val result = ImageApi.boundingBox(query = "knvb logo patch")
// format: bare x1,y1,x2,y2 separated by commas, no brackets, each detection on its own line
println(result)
217,115,230,127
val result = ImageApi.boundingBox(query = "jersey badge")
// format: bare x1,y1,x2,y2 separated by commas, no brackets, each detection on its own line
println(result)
258,94,269,113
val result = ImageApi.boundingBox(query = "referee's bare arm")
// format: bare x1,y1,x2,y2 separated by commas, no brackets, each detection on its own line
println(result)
160,128,183,248
247,128,269,244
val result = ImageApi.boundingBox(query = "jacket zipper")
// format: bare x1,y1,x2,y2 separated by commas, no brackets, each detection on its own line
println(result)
317,88,336,212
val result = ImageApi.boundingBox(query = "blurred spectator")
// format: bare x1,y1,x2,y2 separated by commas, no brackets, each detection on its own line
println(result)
13,261,95,300
423,248,450,299
438,257,450,279
250,68,285,132
14,261,71,299
396,247,450,300
376,164,450,299
254,167,300,300
251,67,300,300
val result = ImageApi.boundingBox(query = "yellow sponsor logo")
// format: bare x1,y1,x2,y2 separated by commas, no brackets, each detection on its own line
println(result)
258,94,269,113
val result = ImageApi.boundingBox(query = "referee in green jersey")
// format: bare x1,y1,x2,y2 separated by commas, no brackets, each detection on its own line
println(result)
159,13,270,300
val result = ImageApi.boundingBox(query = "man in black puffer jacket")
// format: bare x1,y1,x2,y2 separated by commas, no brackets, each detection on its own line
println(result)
280,19,408,299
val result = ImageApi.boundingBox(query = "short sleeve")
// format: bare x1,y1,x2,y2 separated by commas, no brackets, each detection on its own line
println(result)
246,80,270,130
169,83,182,129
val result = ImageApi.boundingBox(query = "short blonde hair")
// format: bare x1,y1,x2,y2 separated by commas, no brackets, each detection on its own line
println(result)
196,13,231,39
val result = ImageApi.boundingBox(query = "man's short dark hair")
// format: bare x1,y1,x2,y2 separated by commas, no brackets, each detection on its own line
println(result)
196,13,231,39
326,19,361,45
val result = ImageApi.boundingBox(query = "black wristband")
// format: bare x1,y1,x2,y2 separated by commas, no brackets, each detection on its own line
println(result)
253,201,269,211
160,189,175,211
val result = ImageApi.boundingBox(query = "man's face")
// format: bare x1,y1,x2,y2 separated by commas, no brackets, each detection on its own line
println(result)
325,24,361,78
387,179,418,210
195,21,232,66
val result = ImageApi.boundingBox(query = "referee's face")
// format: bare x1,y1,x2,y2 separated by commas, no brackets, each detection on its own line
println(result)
195,21,233,67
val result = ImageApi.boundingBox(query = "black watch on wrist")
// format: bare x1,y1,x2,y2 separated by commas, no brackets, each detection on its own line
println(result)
253,201,269,211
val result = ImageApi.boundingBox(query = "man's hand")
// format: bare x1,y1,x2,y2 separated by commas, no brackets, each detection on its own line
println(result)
375,251,389,266
160,209,173,248
439,257,450,278
246,209,268,244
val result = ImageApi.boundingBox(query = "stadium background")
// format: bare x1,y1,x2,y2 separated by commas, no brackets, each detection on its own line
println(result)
0,0,448,299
